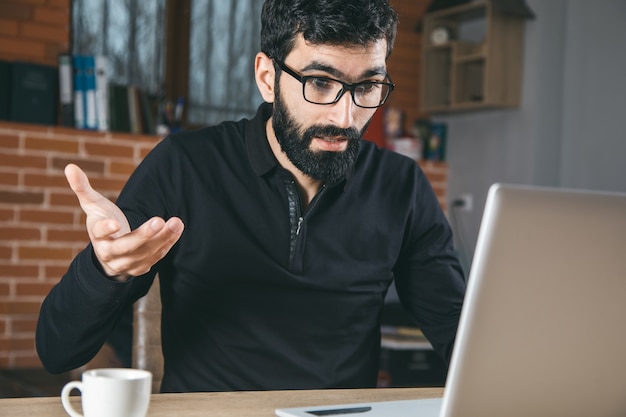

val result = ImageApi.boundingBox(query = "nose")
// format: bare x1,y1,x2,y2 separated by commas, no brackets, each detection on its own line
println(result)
327,90,355,129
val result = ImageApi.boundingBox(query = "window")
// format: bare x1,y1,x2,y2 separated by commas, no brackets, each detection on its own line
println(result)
72,0,166,95
71,0,263,129
187,0,264,125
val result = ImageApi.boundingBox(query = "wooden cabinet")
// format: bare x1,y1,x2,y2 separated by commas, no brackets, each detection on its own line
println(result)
420,1,526,113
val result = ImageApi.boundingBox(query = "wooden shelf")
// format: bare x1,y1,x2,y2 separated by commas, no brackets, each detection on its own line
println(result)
420,1,525,113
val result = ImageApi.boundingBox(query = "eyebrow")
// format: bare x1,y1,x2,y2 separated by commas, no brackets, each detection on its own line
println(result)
299,61,388,82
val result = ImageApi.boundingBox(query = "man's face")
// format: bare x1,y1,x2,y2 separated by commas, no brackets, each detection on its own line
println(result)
271,36,389,183
272,85,364,184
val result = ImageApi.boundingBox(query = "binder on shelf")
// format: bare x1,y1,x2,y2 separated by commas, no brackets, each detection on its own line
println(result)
9,61,58,125
127,85,143,134
58,53,74,127
138,89,156,135
109,84,131,133
0,60,10,120
72,55,85,129
95,55,109,131
82,55,98,130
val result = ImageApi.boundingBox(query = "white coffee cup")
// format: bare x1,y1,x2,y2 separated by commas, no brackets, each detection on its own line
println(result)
61,368,152,417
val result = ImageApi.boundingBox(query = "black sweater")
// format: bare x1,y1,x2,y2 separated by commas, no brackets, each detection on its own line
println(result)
36,103,465,392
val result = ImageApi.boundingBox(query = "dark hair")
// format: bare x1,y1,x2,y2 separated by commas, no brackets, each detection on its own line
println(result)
261,0,398,62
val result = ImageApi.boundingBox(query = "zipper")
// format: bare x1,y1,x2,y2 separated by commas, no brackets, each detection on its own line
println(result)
289,184,327,270
296,216,304,236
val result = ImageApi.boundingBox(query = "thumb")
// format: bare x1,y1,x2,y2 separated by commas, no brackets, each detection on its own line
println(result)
65,163,130,239
65,163,100,205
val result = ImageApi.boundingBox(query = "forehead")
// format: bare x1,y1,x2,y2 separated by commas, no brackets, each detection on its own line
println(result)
286,34,388,79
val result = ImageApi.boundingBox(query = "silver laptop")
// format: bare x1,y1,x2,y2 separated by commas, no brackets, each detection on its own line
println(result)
276,183,626,417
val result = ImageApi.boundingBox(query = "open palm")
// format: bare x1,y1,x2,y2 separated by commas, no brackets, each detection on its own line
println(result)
64,164,184,280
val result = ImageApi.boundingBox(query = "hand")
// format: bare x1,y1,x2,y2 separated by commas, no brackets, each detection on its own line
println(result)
65,164,185,280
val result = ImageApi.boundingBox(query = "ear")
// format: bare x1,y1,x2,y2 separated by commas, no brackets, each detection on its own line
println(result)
255,52,276,103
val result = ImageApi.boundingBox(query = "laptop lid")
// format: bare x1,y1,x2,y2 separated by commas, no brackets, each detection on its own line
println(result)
276,184,626,417
441,183,626,417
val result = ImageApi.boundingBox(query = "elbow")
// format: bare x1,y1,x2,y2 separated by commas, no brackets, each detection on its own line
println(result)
35,318,79,374
36,331,66,374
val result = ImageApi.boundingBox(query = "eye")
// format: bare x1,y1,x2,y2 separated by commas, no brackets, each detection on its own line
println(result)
355,82,381,95
309,77,337,92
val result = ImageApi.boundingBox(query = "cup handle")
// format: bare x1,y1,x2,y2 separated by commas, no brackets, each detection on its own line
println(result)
61,381,84,417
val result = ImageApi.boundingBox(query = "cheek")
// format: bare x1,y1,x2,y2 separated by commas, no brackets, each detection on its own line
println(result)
289,96,376,132
299,104,330,127
355,109,377,131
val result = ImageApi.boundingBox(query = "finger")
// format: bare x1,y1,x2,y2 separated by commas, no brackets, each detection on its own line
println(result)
90,218,122,240
136,217,185,268
97,217,184,277
127,217,184,255
93,218,165,276
164,217,185,235
101,217,168,257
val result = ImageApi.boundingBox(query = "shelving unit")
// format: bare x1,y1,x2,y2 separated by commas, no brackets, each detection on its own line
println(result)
420,1,526,113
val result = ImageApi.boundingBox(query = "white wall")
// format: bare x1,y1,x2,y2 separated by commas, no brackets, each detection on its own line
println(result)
436,0,626,267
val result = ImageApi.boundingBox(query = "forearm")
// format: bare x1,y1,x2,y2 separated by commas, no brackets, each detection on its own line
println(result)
36,246,134,373
397,257,466,365
395,191,467,365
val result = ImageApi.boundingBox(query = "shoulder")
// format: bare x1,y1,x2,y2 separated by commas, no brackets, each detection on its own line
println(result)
353,140,438,207
142,118,252,169
167,118,249,151
357,140,426,179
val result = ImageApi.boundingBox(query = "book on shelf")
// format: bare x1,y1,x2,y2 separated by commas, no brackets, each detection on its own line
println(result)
425,122,447,161
109,83,131,133
412,120,447,162
57,54,110,130
127,85,143,134
138,89,157,135
57,53,74,127
82,55,98,130
72,55,85,129
108,84,158,135
95,55,109,132
0,60,10,121
9,61,58,125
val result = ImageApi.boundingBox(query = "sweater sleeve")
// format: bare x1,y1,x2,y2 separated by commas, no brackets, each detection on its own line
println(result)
393,166,467,365
36,138,177,373
35,244,153,373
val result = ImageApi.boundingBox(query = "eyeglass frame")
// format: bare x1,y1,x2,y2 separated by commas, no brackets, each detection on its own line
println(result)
272,59,395,109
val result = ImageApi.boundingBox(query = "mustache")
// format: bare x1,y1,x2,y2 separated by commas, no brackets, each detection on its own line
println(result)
303,125,361,142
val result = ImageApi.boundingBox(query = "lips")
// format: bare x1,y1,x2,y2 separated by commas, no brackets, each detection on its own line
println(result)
320,136,347,143
313,136,348,151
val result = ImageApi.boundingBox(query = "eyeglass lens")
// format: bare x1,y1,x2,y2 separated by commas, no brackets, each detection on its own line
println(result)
304,78,390,108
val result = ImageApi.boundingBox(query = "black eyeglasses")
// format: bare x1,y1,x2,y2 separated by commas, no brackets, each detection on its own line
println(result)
273,59,394,109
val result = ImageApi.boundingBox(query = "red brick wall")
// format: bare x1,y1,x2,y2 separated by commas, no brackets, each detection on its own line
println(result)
0,121,161,368
0,0,71,67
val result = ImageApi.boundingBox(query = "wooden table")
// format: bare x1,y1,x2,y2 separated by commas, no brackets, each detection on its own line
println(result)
1,387,444,417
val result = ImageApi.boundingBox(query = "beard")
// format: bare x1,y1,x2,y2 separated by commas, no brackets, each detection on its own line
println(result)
272,87,368,183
